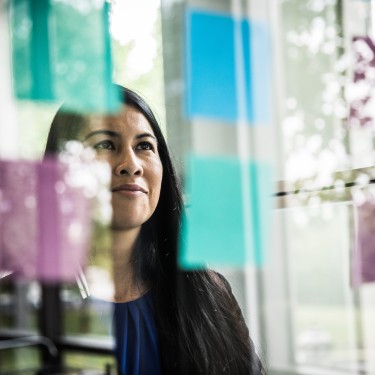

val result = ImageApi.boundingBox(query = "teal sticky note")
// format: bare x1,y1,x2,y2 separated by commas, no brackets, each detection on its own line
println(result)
30,0,54,100
248,161,272,266
9,0,54,100
179,155,272,269
50,0,120,113
11,0,34,100
10,0,120,113
180,155,246,268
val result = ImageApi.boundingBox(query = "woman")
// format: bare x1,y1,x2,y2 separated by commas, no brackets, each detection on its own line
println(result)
45,85,265,374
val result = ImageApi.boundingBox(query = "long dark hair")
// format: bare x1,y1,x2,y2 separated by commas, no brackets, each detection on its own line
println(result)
45,86,265,374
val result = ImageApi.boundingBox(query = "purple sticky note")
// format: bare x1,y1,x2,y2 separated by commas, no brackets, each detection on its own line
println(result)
348,36,375,128
0,161,38,279
0,158,93,282
352,199,375,286
37,159,60,280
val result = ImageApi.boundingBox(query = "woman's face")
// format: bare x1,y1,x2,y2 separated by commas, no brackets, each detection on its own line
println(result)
83,105,163,231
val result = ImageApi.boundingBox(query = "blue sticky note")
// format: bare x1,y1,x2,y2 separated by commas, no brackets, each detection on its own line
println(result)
179,155,272,269
11,0,120,113
184,8,272,124
185,9,238,122
242,19,252,123
249,22,272,124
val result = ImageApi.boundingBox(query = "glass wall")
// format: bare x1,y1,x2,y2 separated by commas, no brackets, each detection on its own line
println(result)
160,0,375,373
1,0,375,373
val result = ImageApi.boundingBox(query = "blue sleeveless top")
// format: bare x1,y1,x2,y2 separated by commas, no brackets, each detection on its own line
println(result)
113,291,162,375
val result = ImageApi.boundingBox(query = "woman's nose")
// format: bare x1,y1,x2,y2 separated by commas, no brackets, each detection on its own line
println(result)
114,150,143,177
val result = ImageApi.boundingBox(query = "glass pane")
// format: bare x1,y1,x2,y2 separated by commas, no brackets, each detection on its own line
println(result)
64,352,117,373
361,284,375,373
0,347,40,373
62,282,114,339
0,279,39,332
286,203,358,370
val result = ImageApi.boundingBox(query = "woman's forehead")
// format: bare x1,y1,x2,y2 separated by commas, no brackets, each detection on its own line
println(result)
85,106,155,135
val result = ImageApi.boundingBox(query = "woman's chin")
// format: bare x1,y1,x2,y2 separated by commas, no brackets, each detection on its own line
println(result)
110,216,147,232
110,222,140,232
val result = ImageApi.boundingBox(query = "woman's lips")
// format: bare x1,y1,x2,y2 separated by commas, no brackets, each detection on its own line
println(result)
111,184,147,196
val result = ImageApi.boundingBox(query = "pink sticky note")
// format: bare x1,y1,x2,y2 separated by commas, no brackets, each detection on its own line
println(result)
0,158,93,282
352,199,375,286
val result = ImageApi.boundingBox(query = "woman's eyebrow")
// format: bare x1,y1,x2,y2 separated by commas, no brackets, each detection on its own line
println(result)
135,132,157,141
84,130,120,141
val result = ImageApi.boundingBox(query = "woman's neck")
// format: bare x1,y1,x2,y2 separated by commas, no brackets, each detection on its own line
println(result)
111,227,147,303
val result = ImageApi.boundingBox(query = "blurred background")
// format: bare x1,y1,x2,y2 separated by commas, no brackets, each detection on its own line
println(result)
1,0,375,373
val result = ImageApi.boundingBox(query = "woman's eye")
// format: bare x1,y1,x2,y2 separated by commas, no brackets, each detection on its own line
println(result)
136,142,154,151
94,140,115,150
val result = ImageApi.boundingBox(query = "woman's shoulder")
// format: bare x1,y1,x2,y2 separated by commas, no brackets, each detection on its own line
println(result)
206,270,267,373
204,269,237,300
207,270,231,288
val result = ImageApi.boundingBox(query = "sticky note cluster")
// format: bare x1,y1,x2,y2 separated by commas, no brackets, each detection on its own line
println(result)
11,0,120,113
